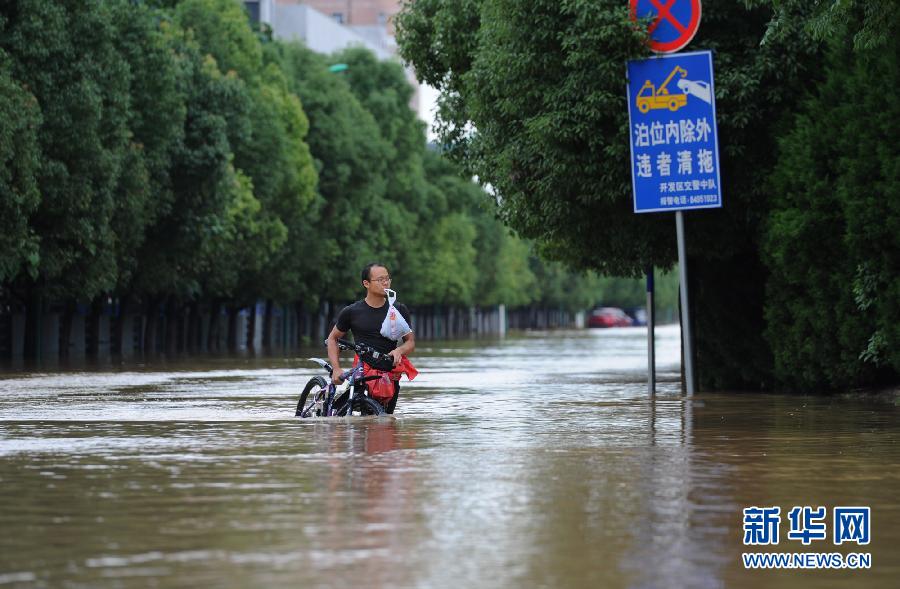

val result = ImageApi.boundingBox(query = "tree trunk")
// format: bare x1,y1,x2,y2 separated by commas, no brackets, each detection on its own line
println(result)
23,289,41,360
295,301,306,346
227,306,240,353
143,297,159,355
114,295,130,355
87,297,103,358
59,299,75,360
262,299,274,352
187,301,200,354
206,299,219,352
165,296,179,356
247,301,257,352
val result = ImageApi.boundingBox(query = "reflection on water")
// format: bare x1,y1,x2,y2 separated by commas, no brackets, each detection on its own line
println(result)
0,325,898,588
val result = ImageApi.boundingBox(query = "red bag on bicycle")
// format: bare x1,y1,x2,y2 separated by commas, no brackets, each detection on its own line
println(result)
367,371,396,402
354,355,418,403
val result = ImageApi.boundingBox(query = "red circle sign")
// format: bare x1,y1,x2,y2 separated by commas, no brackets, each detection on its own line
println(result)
629,0,702,54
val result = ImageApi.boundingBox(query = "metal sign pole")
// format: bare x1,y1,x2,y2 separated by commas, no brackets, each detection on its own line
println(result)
627,5,713,400
646,266,656,396
676,211,695,396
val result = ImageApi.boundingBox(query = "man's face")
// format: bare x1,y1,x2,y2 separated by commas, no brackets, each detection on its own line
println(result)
364,266,391,296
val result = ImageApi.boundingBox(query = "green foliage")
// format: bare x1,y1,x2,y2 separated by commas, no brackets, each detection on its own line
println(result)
174,0,263,82
322,47,428,304
395,0,482,164
276,42,392,301
398,150,474,305
396,0,827,389
569,270,679,320
2,0,133,299
0,46,40,282
398,0,673,275
0,0,627,337
133,27,249,299
594,275,645,309
529,259,597,313
765,29,900,389
163,2,317,304
200,169,288,298
472,216,536,308
247,48,319,302
763,0,897,51
405,213,479,305
108,1,186,290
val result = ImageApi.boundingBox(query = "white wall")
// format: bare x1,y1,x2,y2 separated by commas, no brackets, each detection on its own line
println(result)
271,5,391,60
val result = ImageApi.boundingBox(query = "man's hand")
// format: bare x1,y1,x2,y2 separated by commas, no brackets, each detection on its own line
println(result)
388,333,414,367
388,349,403,367
326,326,347,385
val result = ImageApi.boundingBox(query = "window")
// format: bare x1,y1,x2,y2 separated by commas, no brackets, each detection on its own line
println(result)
244,1,260,23
332,12,344,24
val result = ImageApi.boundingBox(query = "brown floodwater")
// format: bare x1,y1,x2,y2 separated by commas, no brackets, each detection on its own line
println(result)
0,325,897,588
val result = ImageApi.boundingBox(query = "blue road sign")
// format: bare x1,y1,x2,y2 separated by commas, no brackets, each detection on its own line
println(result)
627,50,722,213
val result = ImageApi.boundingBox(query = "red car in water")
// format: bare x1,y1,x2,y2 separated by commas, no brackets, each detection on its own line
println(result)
587,307,634,328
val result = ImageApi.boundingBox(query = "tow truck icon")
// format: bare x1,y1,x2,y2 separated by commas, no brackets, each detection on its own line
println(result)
636,66,712,114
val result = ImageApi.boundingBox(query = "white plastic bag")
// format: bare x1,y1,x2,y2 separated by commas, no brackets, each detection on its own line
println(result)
380,288,412,342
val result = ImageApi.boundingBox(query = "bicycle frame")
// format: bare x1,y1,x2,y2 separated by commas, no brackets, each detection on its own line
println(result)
297,338,391,418
306,358,379,417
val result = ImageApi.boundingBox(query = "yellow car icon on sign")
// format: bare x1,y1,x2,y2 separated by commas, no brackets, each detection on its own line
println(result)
636,66,688,114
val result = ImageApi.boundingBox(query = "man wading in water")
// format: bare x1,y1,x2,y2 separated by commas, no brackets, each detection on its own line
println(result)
326,263,417,414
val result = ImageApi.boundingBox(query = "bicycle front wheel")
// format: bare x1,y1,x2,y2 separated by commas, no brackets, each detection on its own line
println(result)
296,376,329,417
334,396,385,417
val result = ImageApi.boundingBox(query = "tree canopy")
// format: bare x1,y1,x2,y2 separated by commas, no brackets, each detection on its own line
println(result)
764,19,900,389
396,0,898,390
0,0,617,333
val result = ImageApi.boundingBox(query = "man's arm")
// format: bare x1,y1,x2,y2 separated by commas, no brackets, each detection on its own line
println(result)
388,331,415,365
326,326,347,384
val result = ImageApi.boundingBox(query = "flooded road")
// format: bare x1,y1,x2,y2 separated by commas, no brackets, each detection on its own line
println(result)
1,326,898,588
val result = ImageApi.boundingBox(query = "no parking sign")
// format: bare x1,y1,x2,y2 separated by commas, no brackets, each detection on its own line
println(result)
626,1,711,396
630,0,701,54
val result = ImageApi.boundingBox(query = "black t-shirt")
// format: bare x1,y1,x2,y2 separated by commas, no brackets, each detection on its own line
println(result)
335,299,412,355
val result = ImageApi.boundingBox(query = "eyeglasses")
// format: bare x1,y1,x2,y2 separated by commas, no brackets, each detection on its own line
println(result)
368,276,392,284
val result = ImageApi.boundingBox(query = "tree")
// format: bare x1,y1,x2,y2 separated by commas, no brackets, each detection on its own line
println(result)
0,45,40,284
333,47,430,301
396,0,822,389
762,0,897,51
276,42,392,302
251,44,320,304
764,24,900,389
131,24,253,301
1,0,134,300
334,47,428,215
174,0,315,306
174,0,263,83
404,213,479,305
472,217,537,308
108,1,186,291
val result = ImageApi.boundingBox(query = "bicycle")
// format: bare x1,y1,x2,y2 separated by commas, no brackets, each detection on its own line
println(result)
295,338,392,418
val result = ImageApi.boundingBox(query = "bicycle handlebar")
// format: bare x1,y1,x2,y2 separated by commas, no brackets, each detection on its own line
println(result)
327,338,394,368
335,338,362,351
325,337,363,352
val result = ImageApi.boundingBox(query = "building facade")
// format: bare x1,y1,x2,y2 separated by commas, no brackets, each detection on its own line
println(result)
244,0,421,111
